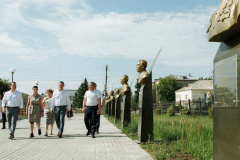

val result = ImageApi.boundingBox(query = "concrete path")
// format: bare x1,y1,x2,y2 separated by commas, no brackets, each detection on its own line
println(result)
0,113,153,160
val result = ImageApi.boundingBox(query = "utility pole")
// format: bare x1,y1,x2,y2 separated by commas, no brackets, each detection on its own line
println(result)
104,65,108,96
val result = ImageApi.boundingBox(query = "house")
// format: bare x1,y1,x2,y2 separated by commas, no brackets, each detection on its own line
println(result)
66,89,77,105
152,74,198,88
175,80,213,103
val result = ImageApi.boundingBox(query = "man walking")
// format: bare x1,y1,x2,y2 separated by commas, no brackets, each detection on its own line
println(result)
2,82,23,139
50,81,71,138
2,92,6,129
94,83,104,134
82,82,101,138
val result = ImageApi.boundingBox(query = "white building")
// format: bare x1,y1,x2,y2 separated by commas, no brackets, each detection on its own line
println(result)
66,89,77,105
175,80,213,103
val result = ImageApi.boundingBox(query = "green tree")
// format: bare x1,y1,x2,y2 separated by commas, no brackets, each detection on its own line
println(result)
72,78,88,108
131,79,141,112
155,75,182,102
0,78,10,97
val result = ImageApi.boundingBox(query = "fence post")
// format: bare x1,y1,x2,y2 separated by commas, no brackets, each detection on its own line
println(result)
199,98,202,116
180,100,182,115
188,99,191,115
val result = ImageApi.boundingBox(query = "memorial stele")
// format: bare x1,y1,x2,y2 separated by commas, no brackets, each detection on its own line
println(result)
207,0,240,159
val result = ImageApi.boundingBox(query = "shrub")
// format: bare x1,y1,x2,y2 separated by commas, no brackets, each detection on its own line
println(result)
181,107,190,115
208,105,214,119
167,107,175,116
155,109,162,115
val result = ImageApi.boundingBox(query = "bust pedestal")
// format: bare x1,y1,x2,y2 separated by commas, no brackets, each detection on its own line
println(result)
111,97,115,118
213,35,240,160
121,93,131,128
138,72,153,142
108,103,111,118
115,95,121,124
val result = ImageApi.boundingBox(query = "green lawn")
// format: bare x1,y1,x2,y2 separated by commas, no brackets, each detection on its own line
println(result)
106,113,213,160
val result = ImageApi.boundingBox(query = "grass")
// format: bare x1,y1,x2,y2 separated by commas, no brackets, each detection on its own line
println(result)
106,113,213,160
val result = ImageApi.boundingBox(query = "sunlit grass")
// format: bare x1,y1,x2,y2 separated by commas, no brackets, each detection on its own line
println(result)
106,113,213,160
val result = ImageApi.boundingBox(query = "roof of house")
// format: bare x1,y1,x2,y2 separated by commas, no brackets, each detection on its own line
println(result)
175,80,213,92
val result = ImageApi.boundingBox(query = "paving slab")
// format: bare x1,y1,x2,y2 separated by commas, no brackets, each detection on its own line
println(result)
0,113,153,160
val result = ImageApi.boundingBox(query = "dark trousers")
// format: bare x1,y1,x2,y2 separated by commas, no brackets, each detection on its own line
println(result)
2,112,6,128
54,106,66,134
96,114,100,131
84,106,97,133
7,107,19,135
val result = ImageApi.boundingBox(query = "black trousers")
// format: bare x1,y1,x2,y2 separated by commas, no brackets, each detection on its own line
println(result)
84,106,98,133
2,112,6,128
96,114,100,131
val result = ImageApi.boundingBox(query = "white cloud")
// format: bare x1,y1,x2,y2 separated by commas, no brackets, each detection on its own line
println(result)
0,0,219,67
0,33,52,60
33,7,219,67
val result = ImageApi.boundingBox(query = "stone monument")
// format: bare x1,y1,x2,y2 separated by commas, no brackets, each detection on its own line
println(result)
104,96,110,116
136,60,153,142
114,88,121,124
207,1,240,159
120,75,131,128
109,90,115,117
105,96,111,118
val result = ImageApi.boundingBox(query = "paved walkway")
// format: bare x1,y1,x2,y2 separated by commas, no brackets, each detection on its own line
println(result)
0,113,153,160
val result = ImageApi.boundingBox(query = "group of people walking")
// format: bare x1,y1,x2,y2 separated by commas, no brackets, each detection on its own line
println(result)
0,81,103,139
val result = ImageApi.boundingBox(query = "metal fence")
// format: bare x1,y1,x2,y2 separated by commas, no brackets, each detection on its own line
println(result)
153,98,213,116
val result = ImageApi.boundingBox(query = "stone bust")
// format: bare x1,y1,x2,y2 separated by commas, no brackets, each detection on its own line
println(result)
136,60,149,84
109,90,115,101
120,75,130,96
115,89,120,100
105,96,110,104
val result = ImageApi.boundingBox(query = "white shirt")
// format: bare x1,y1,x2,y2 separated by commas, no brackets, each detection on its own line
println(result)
2,90,23,108
96,89,104,99
84,89,101,106
50,89,71,110
43,97,52,111
0,100,2,120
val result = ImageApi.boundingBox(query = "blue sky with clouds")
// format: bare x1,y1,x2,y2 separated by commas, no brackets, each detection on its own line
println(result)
0,0,220,94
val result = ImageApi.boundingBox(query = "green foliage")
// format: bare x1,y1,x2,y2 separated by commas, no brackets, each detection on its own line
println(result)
181,107,190,115
131,79,141,112
167,106,175,116
199,77,213,80
0,78,10,97
155,75,182,102
72,78,88,108
208,105,214,119
107,113,213,159
154,109,162,115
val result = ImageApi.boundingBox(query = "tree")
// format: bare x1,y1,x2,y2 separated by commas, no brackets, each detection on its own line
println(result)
131,79,141,112
0,78,10,97
72,78,88,108
199,77,213,80
155,75,182,102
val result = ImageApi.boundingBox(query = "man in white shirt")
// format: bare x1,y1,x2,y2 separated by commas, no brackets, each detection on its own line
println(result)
2,82,23,139
93,83,104,134
50,81,71,138
82,82,101,138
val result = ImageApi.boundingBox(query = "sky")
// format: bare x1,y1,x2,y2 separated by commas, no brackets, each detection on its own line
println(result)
0,0,221,95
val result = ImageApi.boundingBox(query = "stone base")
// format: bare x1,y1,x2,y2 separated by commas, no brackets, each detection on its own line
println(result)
214,107,240,160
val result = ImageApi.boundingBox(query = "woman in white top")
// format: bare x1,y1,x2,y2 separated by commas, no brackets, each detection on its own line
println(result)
42,89,55,136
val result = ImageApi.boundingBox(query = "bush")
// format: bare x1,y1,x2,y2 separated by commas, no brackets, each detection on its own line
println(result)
167,107,175,116
154,109,162,115
208,105,214,119
181,107,190,115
